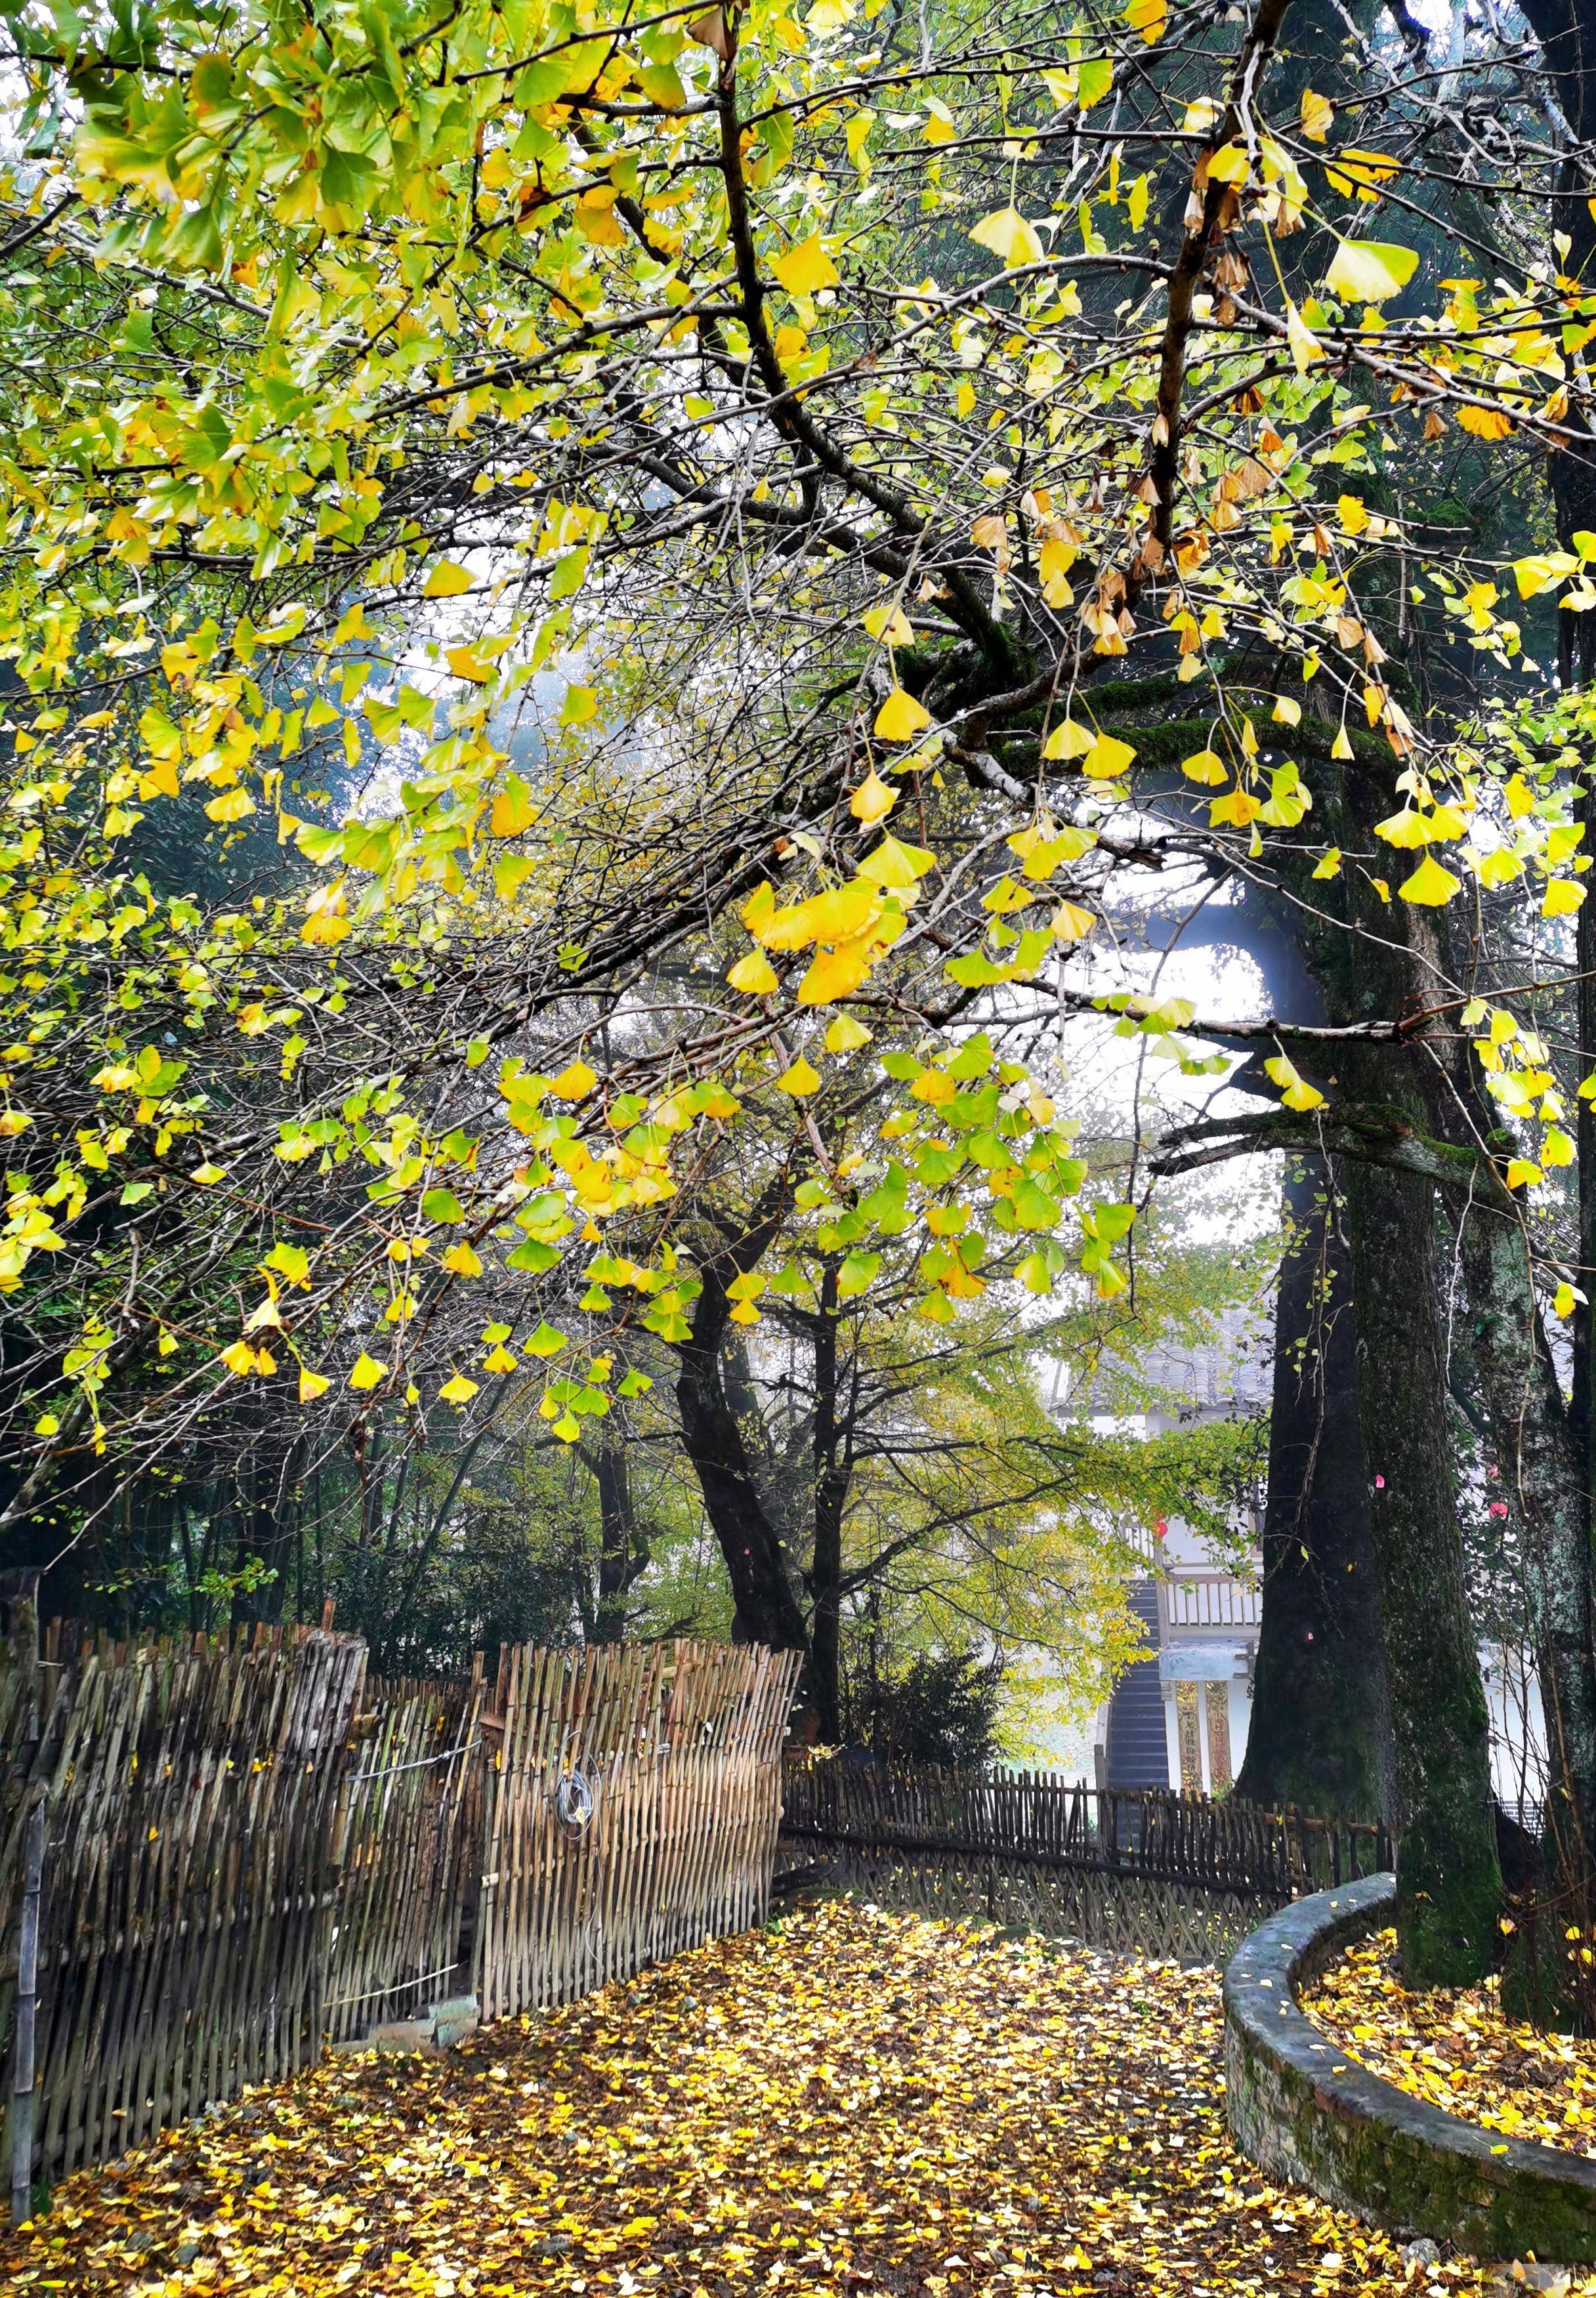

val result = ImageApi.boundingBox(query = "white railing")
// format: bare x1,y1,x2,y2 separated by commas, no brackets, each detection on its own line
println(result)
1158,1572,1261,1632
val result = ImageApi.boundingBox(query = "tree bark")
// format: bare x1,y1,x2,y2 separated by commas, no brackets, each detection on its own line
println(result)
593,1438,650,1644
1235,1158,1388,1818
1341,1149,1500,1982
675,1195,811,1670
809,1264,849,1744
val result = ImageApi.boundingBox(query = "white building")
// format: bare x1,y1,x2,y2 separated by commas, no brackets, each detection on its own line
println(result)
1061,1317,1546,1808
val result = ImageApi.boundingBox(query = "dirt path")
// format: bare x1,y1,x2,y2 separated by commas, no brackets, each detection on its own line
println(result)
2,1901,1561,2295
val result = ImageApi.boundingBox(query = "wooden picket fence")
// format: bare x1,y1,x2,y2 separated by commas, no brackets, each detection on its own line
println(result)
777,1755,1393,1961
0,1622,799,2200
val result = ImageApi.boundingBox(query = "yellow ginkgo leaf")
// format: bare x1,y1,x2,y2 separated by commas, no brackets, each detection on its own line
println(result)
1181,749,1229,785
874,687,932,742
969,207,1045,270
491,776,535,836
440,1371,479,1404
1458,404,1514,442
1205,144,1251,186
349,1352,388,1391
772,233,839,295
1082,733,1136,779
1544,879,1587,917
442,1241,483,1277
1325,238,1418,303
1505,1159,1544,1190
797,939,875,1005
826,1014,873,1052
1301,88,1334,141
1265,1054,1325,1113
1337,494,1369,536
1398,854,1461,906
1051,902,1097,942
850,768,898,825
550,1060,597,1098
1123,0,1166,39
728,948,780,994
1543,1127,1576,1167
1210,788,1263,828
423,560,474,598
205,785,256,824
1286,300,1324,374
1271,695,1302,726
863,602,914,644
1043,719,1096,761
1374,807,1433,849
776,1056,821,1095
298,1366,331,1402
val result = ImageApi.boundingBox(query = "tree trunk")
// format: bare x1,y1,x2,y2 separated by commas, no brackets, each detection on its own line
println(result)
809,1265,849,1744
1342,1154,1500,1982
593,1438,649,1644
675,1236,811,1667
1234,1158,1387,1818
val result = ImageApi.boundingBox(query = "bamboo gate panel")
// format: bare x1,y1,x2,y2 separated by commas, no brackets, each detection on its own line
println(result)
476,1640,803,2020
778,1755,1394,1963
324,1665,486,2046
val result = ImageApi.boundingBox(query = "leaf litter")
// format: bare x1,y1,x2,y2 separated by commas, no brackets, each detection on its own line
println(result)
3,1901,1583,2297
1305,1927,1596,2158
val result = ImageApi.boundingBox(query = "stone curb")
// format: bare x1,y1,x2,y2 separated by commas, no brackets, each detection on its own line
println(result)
1223,1874,1596,2263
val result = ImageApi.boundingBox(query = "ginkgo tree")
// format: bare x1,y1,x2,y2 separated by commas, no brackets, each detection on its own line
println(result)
0,0,1593,1982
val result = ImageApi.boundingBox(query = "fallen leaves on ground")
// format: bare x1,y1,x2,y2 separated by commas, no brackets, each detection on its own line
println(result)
1305,1927,1596,2157
3,1900,1578,2297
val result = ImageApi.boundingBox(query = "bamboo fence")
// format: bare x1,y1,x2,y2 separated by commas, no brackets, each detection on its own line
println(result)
0,1627,800,2202
777,1754,1395,1960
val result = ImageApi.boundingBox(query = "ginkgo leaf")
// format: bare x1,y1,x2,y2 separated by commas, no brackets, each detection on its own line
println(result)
873,687,932,742
797,939,875,1004
524,1322,567,1358
1325,239,1418,303
1181,749,1228,785
1043,719,1095,760
863,602,914,644
297,1366,331,1402
423,560,474,597
969,207,1045,269
1051,902,1096,942
1398,854,1461,906
1512,552,1580,599
772,233,839,294
850,768,898,824
439,1371,478,1403
1271,696,1301,726
1123,0,1166,40
776,1056,821,1095
857,835,937,889
1265,1054,1325,1112
1374,807,1433,849
348,1352,388,1390
1286,300,1324,374
1505,1159,1544,1190
728,948,780,994
205,785,256,823
550,1060,597,1098
1082,734,1136,779
1458,404,1514,441
442,1241,483,1278
1543,879,1586,917
1301,88,1334,141
826,1014,873,1052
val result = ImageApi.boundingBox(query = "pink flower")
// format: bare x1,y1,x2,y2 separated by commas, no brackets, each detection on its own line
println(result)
1489,1502,1509,1520
1374,1474,1385,1490
1154,1518,1168,1540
